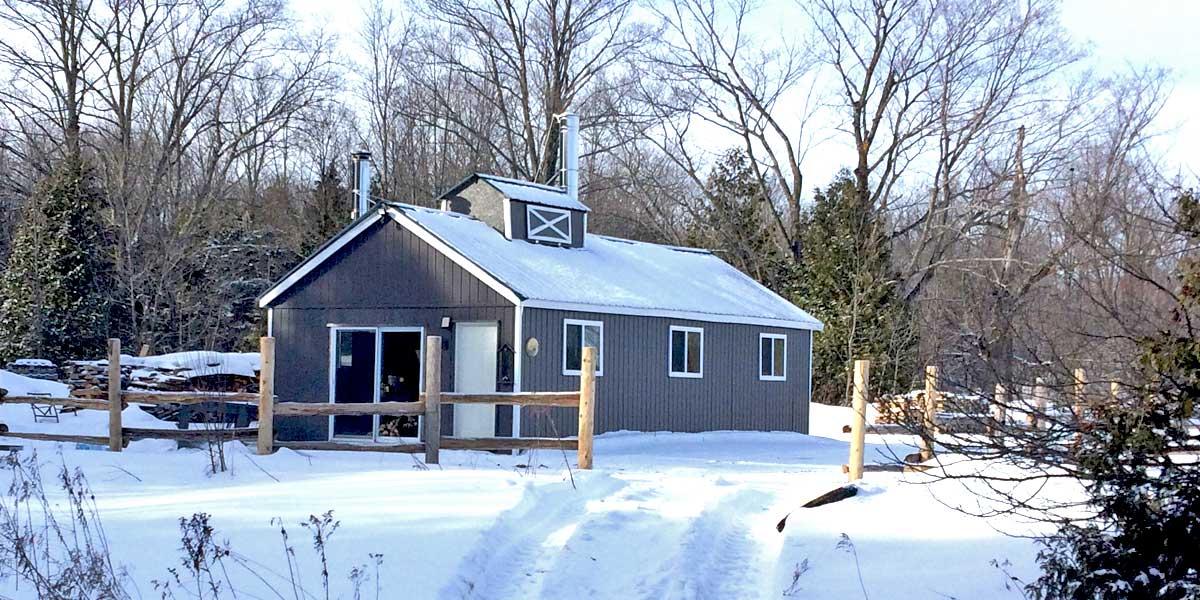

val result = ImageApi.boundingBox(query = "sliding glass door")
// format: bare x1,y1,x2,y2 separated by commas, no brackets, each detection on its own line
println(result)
330,327,424,441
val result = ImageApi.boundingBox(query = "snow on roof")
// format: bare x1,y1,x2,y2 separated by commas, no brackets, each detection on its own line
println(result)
443,173,590,213
393,204,823,330
9,358,55,367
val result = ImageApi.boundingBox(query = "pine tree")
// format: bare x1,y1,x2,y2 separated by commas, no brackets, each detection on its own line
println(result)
791,170,915,405
689,149,794,291
0,157,113,363
302,160,350,255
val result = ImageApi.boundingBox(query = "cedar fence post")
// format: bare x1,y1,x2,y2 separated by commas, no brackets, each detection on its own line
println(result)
107,338,122,452
424,336,442,465
1031,377,1047,429
848,359,869,481
918,366,938,462
990,384,1006,436
1073,368,1087,419
257,337,275,455
578,346,597,470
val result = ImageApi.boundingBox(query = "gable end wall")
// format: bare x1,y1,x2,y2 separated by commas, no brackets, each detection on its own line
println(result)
270,219,516,441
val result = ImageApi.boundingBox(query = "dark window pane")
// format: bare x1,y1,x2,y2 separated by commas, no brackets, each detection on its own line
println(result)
687,331,701,373
773,339,786,377
583,325,601,372
671,330,686,372
333,330,376,436
565,324,582,371
338,332,354,367
761,338,771,376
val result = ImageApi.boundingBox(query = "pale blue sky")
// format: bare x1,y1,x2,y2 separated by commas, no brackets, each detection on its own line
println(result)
1061,0,1200,177
289,0,1200,183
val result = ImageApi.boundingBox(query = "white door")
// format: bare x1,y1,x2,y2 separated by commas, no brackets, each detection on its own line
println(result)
454,322,498,438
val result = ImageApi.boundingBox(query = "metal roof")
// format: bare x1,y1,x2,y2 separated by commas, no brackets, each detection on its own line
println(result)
439,173,590,212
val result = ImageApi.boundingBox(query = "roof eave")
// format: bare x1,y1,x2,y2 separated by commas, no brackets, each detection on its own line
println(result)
520,299,824,331
437,172,487,200
257,207,387,308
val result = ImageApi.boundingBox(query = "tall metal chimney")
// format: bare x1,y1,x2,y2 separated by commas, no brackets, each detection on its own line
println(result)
557,112,579,201
350,150,372,219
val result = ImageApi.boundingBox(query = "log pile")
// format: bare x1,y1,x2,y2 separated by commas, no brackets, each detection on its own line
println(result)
874,390,986,424
63,361,258,398
5,359,60,381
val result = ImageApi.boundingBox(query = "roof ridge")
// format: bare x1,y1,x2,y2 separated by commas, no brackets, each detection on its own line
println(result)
477,173,564,192
593,234,714,255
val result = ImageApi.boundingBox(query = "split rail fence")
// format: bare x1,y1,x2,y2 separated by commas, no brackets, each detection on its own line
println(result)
843,360,1161,481
0,336,598,469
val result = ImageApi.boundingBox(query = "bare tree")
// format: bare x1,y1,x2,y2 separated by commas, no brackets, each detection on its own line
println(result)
0,0,101,164
412,0,650,186
640,0,819,262
891,71,1185,526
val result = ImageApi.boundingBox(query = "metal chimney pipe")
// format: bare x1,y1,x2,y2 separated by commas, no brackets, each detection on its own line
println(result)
350,150,372,218
558,113,579,201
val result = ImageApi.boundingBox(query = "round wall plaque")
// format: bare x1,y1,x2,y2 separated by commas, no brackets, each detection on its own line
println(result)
525,337,540,357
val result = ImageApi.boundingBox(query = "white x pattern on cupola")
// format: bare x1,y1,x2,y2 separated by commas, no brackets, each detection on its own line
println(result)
527,206,571,243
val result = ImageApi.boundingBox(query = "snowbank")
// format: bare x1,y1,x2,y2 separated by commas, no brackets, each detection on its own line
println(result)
809,401,879,438
0,368,71,397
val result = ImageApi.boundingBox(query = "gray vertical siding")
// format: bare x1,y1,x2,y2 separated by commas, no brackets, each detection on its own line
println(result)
519,308,812,437
269,219,516,441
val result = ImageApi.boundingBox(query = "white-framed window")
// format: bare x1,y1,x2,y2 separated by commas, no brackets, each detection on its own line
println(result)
669,325,703,378
563,319,603,376
759,333,787,381
527,205,572,244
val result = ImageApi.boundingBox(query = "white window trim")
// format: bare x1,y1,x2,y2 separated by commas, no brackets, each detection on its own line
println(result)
562,318,604,376
527,205,572,244
759,333,787,381
668,325,704,378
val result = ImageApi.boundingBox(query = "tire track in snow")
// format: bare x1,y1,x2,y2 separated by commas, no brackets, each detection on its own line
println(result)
534,478,776,599
663,487,776,600
438,473,627,600
537,478,706,598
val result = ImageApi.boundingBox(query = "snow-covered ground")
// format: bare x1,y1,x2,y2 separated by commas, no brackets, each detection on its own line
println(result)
0,371,1066,599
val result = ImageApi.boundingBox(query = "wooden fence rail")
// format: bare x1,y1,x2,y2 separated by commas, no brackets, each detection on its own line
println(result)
1,336,598,470
847,361,1148,479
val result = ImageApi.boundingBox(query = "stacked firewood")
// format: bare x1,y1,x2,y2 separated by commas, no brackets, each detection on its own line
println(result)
874,392,928,424
62,362,258,398
874,390,986,424
5,359,60,381
378,416,419,437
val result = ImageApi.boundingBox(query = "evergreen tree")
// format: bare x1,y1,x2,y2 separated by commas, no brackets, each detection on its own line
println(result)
0,157,113,363
689,149,794,291
302,160,350,255
1030,192,1200,599
791,170,915,405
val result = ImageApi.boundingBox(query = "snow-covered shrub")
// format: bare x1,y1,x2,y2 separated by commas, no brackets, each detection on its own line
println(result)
1029,387,1200,599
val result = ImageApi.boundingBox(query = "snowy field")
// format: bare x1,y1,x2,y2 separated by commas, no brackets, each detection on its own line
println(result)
0,369,1067,599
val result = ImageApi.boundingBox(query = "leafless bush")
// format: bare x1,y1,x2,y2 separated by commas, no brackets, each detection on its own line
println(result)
0,451,130,599
154,510,383,600
0,452,385,599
